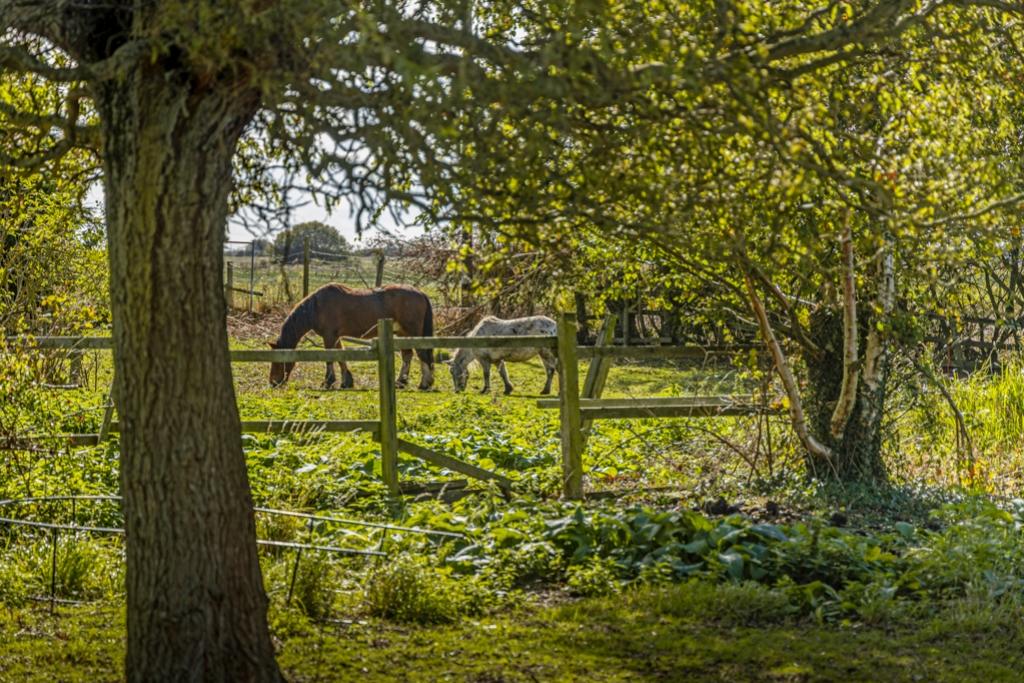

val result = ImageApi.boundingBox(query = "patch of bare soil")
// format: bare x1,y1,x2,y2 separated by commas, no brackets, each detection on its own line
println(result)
227,309,288,342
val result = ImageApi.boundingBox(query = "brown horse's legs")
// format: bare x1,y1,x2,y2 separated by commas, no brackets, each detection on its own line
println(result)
340,363,354,389
497,360,514,395
397,349,412,388
323,334,338,389
417,356,434,390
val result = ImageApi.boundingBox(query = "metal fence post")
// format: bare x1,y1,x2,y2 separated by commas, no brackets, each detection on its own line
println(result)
50,527,58,614
557,313,583,500
287,518,314,605
377,319,399,496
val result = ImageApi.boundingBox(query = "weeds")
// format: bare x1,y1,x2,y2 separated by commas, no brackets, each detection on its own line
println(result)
363,556,480,624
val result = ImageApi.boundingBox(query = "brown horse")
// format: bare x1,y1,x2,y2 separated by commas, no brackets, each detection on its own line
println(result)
269,283,434,389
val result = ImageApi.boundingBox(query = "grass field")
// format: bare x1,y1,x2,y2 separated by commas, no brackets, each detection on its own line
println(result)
5,329,1024,680
5,584,1024,682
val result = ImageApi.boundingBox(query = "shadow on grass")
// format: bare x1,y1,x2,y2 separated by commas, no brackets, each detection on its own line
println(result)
4,585,1024,683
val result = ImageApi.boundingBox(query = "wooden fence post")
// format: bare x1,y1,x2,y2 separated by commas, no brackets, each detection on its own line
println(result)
302,238,310,298
248,241,256,314
374,250,385,287
574,292,590,345
69,350,84,387
377,318,399,496
621,301,629,346
557,312,583,500
580,313,616,449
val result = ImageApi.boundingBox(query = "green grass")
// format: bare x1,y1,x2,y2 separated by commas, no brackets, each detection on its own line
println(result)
10,336,1024,680
3,584,1023,682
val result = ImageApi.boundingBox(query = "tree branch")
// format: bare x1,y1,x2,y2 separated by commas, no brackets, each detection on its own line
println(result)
738,253,835,465
829,211,859,437
0,43,87,80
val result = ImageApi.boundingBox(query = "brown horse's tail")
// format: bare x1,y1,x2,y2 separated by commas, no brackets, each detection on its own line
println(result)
418,296,434,367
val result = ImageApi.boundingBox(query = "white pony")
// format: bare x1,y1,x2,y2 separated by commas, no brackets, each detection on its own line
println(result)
448,316,558,395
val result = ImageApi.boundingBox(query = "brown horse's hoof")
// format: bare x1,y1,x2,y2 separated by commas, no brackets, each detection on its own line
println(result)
503,387,514,396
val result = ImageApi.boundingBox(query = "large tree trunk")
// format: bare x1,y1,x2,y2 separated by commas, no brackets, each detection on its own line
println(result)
804,307,889,482
95,68,282,681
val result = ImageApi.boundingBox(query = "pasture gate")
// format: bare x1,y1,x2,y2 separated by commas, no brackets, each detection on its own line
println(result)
12,314,772,500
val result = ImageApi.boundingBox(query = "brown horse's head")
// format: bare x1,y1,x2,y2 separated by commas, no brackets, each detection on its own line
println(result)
268,342,295,387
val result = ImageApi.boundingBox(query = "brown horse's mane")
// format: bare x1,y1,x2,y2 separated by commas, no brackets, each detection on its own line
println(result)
276,293,318,349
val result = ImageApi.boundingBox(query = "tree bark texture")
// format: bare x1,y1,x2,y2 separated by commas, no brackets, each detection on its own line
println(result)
805,307,889,483
95,67,282,682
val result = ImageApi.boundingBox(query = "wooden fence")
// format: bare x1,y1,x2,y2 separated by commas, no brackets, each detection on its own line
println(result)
9,314,773,499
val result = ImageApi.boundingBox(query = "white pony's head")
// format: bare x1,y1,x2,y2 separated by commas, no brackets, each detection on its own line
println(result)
447,349,471,392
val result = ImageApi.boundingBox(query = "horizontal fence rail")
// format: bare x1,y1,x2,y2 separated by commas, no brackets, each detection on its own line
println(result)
7,335,749,357
537,396,775,419
6,336,114,350
5,337,380,363
230,348,377,362
577,345,757,360
253,506,465,539
394,335,557,350
0,517,387,557
0,495,461,541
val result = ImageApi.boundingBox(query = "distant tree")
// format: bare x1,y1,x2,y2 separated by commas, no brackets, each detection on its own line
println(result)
251,238,272,256
273,221,349,261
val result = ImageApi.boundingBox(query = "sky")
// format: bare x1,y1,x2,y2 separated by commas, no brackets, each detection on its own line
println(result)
87,183,425,248
226,198,405,247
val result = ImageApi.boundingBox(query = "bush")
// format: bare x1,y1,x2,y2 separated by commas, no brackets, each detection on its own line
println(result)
566,557,621,597
297,557,341,620
0,535,123,602
363,556,487,624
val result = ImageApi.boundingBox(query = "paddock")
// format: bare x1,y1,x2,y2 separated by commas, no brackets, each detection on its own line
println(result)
10,314,777,500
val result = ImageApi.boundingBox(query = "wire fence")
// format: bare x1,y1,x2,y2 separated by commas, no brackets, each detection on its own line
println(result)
223,240,443,314
0,494,463,612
